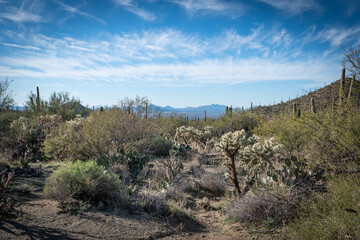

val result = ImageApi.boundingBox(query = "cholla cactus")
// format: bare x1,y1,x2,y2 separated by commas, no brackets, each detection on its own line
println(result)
217,130,283,198
175,125,214,150
241,138,282,185
216,130,259,198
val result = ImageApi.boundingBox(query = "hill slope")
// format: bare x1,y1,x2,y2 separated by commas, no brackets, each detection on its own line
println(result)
252,78,360,116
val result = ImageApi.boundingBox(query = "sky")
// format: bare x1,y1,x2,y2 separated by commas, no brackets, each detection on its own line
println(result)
1,0,360,108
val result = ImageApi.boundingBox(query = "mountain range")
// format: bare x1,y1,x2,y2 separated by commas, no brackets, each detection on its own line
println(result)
12,104,227,119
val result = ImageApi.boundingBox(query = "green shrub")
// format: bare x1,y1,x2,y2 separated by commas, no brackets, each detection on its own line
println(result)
44,160,126,209
44,109,151,161
288,174,360,240
136,137,172,157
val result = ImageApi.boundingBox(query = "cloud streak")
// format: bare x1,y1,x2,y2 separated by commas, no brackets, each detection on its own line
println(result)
169,0,244,17
53,0,106,25
113,0,156,21
257,0,320,15
0,3,45,23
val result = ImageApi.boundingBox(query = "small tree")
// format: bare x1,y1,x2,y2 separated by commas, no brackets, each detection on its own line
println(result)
343,45,360,76
0,79,15,110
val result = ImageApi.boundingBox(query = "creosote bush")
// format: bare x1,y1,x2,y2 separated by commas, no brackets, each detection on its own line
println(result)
44,160,126,210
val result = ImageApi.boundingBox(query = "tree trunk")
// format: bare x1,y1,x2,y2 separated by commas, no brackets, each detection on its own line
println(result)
228,155,241,199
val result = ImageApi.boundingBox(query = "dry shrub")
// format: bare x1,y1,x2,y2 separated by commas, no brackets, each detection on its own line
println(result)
195,172,226,196
227,190,295,231
226,172,325,232
138,194,170,217
165,180,190,202
0,170,17,218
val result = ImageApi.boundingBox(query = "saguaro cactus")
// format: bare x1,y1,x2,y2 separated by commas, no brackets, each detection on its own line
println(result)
348,74,356,103
204,110,207,121
29,86,46,113
339,68,346,106
310,97,316,113
292,102,297,116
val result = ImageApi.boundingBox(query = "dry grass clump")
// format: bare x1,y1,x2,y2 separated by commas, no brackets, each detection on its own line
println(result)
226,190,295,231
195,172,226,196
165,180,191,201
137,194,170,217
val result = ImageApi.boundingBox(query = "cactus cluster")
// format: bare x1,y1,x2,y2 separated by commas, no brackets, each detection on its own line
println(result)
175,125,214,149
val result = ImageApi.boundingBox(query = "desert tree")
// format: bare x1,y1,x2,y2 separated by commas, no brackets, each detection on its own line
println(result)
0,79,15,110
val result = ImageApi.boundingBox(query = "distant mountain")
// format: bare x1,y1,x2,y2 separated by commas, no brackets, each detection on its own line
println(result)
10,103,227,119
157,104,226,119
10,106,26,111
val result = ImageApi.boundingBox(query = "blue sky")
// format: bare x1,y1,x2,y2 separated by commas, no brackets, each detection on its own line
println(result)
1,0,360,108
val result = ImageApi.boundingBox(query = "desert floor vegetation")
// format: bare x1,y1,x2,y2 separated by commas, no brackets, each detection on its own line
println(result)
1,62,360,239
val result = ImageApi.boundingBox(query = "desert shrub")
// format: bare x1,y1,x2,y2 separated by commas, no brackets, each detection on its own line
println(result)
255,114,311,158
227,189,296,232
165,180,191,202
302,105,360,172
195,172,226,196
0,170,16,218
2,115,62,167
288,174,360,240
44,109,152,161
136,136,172,157
107,149,150,181
44,160,126,210
213,111,258,135
137,194,170,217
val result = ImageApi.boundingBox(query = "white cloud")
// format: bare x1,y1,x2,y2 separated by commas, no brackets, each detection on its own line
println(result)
257,0,319,15
52,0,106,25
1,42,41,50
0,6,44,23
113,0,156,21
315,25,360,46
170,0,244,17
0,27,343,87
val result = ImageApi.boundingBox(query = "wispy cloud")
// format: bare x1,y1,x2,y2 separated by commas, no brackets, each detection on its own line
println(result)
52,0,106,25
257,0,320,15
169,0,244,17
317,26,360,47
0,27,341,86
113,0,156,21
1,42,40,50
0,2,45,23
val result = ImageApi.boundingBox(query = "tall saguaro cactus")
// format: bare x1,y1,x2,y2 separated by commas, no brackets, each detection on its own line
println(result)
28,86,46,113
292,102,297,116
339,68,346,106
348,74,356,103
310,97,316,113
